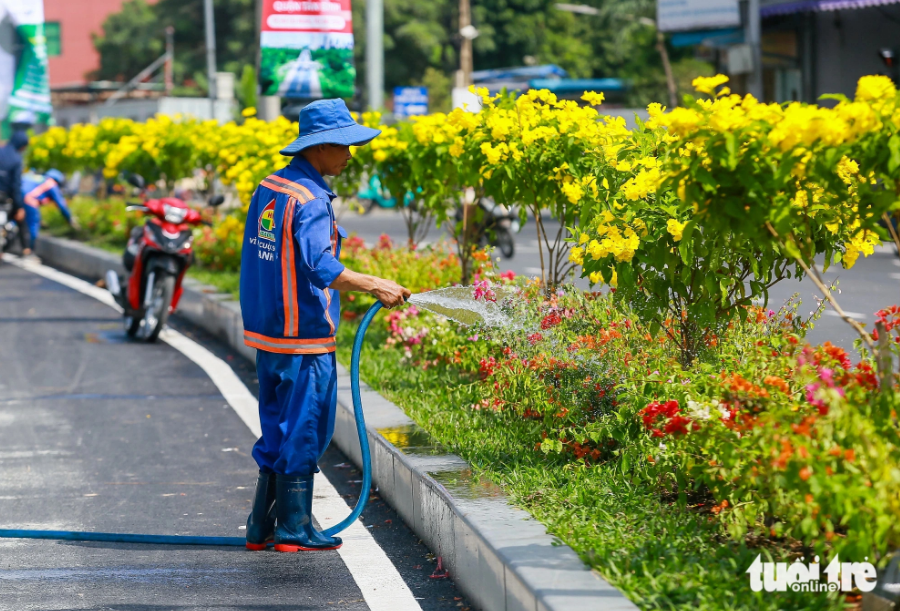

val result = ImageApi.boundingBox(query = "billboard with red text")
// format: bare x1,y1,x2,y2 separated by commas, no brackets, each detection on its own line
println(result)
259,0,355,100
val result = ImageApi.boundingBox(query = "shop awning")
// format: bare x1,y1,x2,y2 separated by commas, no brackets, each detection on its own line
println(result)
761,0,900,17
472,65,569,83
670,27,745,47
528,78,628,93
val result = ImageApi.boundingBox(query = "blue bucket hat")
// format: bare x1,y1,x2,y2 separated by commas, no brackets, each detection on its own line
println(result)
280,99,381,156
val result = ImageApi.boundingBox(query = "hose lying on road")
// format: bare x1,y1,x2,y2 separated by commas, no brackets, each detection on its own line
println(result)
0,302,382,547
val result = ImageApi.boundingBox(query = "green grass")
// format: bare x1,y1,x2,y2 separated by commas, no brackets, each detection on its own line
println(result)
335,322,847,611
186,269,240,299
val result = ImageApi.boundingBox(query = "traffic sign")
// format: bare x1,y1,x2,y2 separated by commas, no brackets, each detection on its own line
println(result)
393,87,428,118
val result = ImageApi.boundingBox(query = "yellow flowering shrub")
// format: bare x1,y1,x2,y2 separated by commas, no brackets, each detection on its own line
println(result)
459,87,633,286
571,74,899,365
27,76,900,358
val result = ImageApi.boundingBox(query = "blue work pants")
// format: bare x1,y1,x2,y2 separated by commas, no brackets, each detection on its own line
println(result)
23,205,40,250
253,351,337,476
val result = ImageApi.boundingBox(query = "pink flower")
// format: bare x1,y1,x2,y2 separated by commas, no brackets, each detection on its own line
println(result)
805,382,828,415
500,270,515,281
472,280,496,302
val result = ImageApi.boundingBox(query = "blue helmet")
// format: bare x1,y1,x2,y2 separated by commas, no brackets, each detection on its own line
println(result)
46,168,65,186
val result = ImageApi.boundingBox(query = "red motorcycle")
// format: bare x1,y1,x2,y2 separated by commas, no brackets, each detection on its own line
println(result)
106,174,224,341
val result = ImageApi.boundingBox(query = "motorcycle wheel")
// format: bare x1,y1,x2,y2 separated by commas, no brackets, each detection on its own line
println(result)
125,314,141,338
1,226,17,254
496,228,515,258
143,274,175,342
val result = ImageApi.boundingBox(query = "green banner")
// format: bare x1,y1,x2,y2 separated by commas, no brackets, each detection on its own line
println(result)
1,0,52,135
7,22,52,124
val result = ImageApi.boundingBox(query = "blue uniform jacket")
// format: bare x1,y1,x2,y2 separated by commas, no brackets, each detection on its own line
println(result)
240,156,347,354
22,174,71,222
0,144,24,209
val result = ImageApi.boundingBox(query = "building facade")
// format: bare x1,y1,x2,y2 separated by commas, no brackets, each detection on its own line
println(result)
44,0,151,88
761,0,900,102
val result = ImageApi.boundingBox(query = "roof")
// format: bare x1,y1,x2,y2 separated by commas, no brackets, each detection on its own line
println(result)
472,65,569,83
528,78,628,93
761,0,900,16
670,28,744,47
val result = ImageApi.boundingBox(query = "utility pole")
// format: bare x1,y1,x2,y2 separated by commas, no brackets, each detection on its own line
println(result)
655,30,677,108
164,26,174,96
745,0,763,99
366,0,384,110
203,0,218,119
457,0,473,88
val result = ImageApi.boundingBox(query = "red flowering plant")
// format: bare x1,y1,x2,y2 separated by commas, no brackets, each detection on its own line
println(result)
632,328,900,562
338,231,900,564
337,234,472,319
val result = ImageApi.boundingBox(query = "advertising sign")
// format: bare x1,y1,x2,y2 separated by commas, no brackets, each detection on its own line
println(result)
393,87,427,118
0,0,51,130
657,0,740,32
259,0,356,100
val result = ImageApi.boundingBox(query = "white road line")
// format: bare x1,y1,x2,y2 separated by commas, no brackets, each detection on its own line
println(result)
823,309,866,320
3,254,422,611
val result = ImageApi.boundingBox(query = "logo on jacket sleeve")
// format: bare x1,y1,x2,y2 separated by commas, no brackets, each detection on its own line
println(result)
258,200,276,242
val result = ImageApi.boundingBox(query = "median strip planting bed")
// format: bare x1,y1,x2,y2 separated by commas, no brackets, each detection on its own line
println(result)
30,74,900,609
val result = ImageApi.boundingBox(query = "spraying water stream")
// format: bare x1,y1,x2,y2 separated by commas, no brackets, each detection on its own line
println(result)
408,286,513,328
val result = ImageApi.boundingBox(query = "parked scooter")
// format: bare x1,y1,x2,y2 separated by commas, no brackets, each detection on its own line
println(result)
480,197,522,258
456,197,523,258
356,175,398,214
355,174,419,214
106,174,224,341
0,199,21,254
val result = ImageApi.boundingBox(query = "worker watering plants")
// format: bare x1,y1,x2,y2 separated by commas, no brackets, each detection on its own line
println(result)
240,99,410,553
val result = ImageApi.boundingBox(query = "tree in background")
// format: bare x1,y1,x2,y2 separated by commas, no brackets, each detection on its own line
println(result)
236,65,258,113
350,0,708,109
94,0,709,109
92,0,255,96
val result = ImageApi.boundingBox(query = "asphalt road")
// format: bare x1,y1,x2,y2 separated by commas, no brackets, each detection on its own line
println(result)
0,261,472,611
336,205,900,354
334,205,571,285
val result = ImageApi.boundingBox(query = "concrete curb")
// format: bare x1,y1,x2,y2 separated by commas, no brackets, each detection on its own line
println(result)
34,236,639,611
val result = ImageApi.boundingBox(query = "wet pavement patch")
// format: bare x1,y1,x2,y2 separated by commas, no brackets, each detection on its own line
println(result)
83,329,129,344
428,469,505,501
376,424,447,456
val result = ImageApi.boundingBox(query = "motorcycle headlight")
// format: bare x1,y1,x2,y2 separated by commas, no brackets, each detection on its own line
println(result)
163,204,188,223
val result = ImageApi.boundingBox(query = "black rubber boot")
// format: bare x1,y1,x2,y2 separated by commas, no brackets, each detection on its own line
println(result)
245,471,276,550
274,474,342,552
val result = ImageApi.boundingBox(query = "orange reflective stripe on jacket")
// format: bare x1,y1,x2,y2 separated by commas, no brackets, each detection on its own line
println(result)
281,196,299,337
243,331,336,354
260,174,315,203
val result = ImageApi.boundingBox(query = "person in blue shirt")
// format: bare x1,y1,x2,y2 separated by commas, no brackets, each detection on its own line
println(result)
22,168,78,253
240,99,410,553
0,131,31,254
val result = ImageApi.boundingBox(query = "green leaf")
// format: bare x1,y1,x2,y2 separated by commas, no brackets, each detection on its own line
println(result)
725,133,737,169
889,135,900,173
819,93,850,103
